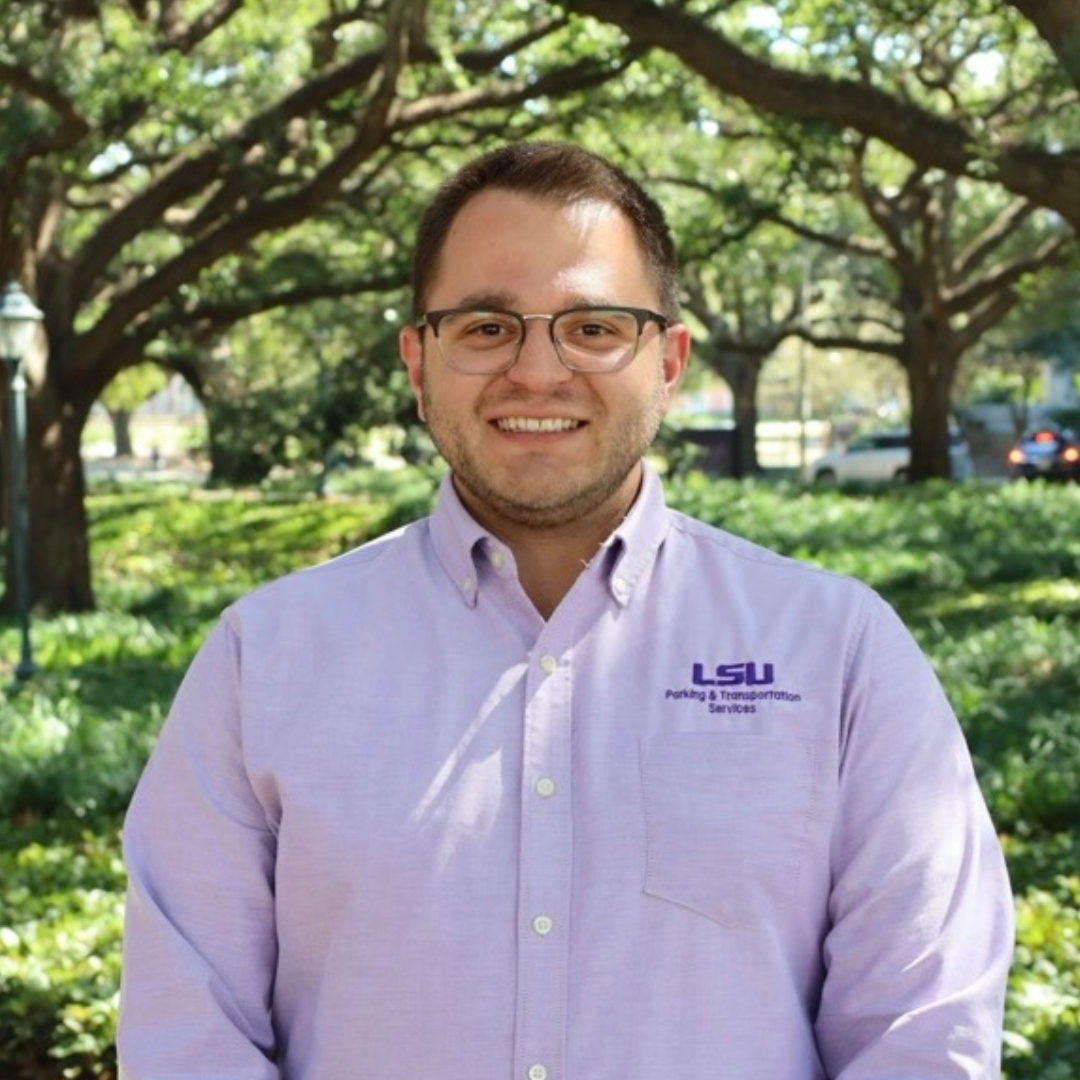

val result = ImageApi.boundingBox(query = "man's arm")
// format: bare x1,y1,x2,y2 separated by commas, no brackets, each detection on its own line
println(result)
119,617,280,1079
815,599,1014,1078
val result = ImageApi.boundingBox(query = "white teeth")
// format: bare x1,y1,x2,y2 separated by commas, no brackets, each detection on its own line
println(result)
496,417,581,432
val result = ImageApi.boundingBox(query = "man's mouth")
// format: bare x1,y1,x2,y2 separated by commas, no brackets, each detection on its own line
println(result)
494,417,583,433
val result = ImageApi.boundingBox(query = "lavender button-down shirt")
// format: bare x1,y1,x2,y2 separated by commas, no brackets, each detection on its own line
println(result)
119,464,1013,1079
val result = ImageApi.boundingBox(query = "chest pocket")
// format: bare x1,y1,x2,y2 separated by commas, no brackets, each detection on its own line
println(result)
641,732,819,929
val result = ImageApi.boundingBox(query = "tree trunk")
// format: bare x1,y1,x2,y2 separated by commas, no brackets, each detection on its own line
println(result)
2,382,95,613
903,323,961,481
110,407,134,456
729,363,761,476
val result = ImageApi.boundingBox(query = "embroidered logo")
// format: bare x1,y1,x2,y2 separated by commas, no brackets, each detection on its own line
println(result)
664,661,803,715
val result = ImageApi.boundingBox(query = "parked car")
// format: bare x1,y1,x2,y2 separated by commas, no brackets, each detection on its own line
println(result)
809,428,974,484
1006,426,1080,482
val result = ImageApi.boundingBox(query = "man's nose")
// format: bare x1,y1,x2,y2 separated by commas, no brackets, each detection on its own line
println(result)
504,318,573,387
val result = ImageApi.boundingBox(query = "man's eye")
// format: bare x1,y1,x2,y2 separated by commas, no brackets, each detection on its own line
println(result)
459,317,515,337
560,313,635,343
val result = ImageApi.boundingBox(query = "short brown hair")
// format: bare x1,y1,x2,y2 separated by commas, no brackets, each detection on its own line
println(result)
410,141,680,320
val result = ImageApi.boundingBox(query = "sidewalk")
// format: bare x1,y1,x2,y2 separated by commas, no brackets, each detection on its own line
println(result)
83,453,210,484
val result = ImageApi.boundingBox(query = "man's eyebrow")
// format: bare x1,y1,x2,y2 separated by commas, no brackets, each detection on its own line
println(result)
450,291,617,311
452,291,518,310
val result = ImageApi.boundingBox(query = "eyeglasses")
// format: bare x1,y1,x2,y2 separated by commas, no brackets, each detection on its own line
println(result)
417,306,669,375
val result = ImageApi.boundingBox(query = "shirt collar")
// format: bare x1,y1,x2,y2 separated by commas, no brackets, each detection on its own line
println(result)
429,462,672,609
604,461,670,607
430,472,489,608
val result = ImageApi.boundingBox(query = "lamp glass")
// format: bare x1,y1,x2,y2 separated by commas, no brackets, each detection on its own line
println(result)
0,282,44,361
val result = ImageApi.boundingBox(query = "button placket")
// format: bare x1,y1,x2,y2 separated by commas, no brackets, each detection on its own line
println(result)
515,642,573,1080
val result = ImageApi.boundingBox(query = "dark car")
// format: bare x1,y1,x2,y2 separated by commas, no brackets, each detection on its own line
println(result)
1006,427,1080,481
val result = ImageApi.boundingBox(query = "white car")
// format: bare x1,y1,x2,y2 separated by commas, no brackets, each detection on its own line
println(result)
809,429,974,483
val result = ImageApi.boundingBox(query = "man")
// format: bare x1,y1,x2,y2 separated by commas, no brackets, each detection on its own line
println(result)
119,141,1013,1079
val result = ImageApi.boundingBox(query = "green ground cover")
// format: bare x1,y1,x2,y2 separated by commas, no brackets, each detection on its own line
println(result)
1,469,1078,1078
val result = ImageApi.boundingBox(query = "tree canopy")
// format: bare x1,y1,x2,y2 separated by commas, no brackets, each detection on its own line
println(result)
560,0,1080,227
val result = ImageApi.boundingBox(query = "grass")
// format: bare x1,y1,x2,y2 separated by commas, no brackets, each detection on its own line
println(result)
1,467,1078,1078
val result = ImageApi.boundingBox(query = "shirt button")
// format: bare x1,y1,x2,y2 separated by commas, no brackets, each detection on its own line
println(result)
535,777,557,798
532,914,554,936
461,576,476,592
528,1065,548,1080
612,575,629,599
490,549,505,570
539,654,557,674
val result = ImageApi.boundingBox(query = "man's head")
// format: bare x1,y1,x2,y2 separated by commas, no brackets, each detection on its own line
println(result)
410,141,681,322
400,141,689,540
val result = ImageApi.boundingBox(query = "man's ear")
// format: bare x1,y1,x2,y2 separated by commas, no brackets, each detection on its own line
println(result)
659,323,691,407
399,325,426,423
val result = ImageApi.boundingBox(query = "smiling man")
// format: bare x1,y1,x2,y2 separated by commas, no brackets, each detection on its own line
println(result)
119,142,1013,1080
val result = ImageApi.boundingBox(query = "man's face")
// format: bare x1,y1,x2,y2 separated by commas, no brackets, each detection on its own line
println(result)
399,188,689,535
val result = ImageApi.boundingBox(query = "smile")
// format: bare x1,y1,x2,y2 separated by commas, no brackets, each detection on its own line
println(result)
495,417,583,432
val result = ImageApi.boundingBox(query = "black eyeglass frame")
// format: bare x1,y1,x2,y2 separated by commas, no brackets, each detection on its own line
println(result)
416,305,670,374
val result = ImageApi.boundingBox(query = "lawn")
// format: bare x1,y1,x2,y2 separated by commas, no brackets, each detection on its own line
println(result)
1,468,1078,1078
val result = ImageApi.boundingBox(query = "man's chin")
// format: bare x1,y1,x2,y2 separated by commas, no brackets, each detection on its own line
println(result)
481,491,585,530
461,471,633,532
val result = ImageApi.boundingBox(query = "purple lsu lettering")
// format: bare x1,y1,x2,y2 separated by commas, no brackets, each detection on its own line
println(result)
691,662,775,688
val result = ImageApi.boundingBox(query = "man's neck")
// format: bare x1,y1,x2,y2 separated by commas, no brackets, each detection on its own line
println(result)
512,534,607,620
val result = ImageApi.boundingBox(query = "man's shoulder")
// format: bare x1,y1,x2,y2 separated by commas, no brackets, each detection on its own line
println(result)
225,515,433,625
666,508,873,599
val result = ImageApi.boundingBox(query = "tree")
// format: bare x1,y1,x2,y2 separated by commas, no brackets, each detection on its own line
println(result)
201,291,415,487
97,363,169,457
680,246,806,476
776,145,1071,476
0,0,631,611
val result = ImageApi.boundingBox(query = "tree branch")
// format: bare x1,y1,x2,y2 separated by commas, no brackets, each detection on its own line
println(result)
846,146,922,280
947,233,1073,316
953,197,1036,280
390,52,633,128
0,61,90,151
792,328,903,360
763,210,891,261
456,15,571,72
66,47,386,309
160,0,246,54
184,272,408,330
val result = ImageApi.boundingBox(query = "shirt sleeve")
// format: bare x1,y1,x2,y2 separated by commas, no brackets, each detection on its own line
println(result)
814,595,1014,1079
118,616,280,1079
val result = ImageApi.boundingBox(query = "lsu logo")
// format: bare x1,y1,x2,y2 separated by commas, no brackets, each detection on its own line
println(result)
692,662,775,687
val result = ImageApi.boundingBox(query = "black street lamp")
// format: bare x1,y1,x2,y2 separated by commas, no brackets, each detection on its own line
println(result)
0,279,44,681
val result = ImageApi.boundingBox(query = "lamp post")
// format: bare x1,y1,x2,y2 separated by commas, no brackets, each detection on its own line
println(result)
0,279,44,681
